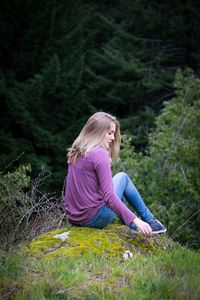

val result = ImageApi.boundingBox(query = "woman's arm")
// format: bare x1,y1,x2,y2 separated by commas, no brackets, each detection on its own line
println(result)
92,148,152,236
92,148,137,226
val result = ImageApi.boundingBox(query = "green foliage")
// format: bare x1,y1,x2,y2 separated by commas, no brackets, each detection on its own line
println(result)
1,238,200,299
120,107,156,150
86,15,174,115
0,163,64,250
1,0,200,193
0,51,92,191
114,70,200,248
0,164,31,246
2,164,31,191
112,134,140,178
0,163,31,210
0,2,98,192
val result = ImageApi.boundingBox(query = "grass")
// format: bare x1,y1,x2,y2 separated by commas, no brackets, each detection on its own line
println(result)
1,242,200,300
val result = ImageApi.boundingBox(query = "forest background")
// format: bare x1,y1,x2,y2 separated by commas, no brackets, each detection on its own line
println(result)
0,0,200,249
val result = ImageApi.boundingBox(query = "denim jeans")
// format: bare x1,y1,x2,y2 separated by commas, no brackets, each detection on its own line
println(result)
80,172,154,229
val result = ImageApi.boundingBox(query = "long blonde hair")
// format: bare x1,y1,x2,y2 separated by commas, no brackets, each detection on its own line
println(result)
67,112,121,164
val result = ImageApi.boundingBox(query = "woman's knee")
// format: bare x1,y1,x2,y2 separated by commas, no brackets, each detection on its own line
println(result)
113,172,128,182
114,172,127,178
112,172,129,192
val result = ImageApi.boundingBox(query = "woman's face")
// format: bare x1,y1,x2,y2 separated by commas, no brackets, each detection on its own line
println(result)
103,121,116,149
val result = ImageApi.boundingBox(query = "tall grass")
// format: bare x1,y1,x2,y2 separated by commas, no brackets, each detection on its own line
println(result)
1,244,200,299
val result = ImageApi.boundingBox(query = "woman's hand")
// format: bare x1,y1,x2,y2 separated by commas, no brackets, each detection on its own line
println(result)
133,217,152,236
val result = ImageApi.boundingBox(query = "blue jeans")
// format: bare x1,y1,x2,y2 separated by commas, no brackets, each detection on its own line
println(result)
80,172,154,229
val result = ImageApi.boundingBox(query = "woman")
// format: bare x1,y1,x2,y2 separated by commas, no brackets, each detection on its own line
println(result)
64,112,166,236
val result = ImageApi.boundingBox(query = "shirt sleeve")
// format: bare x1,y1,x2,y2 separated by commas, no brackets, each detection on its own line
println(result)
92,148,136,227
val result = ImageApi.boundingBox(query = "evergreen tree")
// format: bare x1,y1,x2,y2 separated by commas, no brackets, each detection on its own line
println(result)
0,0,200,192
0,1,98,191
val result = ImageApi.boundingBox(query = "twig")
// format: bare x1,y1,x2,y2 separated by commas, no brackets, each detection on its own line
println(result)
1,152,24,174
57,213,66,228
169,209,200,239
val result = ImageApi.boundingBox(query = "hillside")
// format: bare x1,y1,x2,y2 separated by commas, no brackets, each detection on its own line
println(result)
1,224,200,300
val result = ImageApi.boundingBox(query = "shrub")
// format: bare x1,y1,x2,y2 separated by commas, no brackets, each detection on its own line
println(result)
0,164,64,251
114,70,200,248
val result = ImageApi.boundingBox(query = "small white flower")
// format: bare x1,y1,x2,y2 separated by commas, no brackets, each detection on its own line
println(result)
123,250,133,260
123,252,129,260
54,231,70,242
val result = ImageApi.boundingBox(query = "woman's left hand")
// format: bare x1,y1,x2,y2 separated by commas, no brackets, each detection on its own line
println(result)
132,217,152,236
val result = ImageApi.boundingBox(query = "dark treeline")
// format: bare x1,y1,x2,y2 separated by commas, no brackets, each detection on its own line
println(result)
0,0,200,192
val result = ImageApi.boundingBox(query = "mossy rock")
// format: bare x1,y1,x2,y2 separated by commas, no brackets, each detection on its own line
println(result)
24,224,172,260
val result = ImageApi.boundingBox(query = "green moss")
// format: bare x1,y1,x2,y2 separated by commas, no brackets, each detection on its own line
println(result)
24,224,172,260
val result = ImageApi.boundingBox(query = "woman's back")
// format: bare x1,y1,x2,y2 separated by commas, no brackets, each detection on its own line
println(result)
64,147,110,224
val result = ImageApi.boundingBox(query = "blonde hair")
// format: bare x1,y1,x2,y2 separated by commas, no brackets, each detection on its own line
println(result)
67,112,121,164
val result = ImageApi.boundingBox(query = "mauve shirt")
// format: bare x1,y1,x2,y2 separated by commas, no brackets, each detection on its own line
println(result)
64,147,136,227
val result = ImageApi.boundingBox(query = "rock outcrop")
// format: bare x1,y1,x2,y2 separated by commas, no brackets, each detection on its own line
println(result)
24,224,172,260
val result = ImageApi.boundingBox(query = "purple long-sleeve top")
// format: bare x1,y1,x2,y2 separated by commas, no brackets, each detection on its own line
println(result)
64,147,136,227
